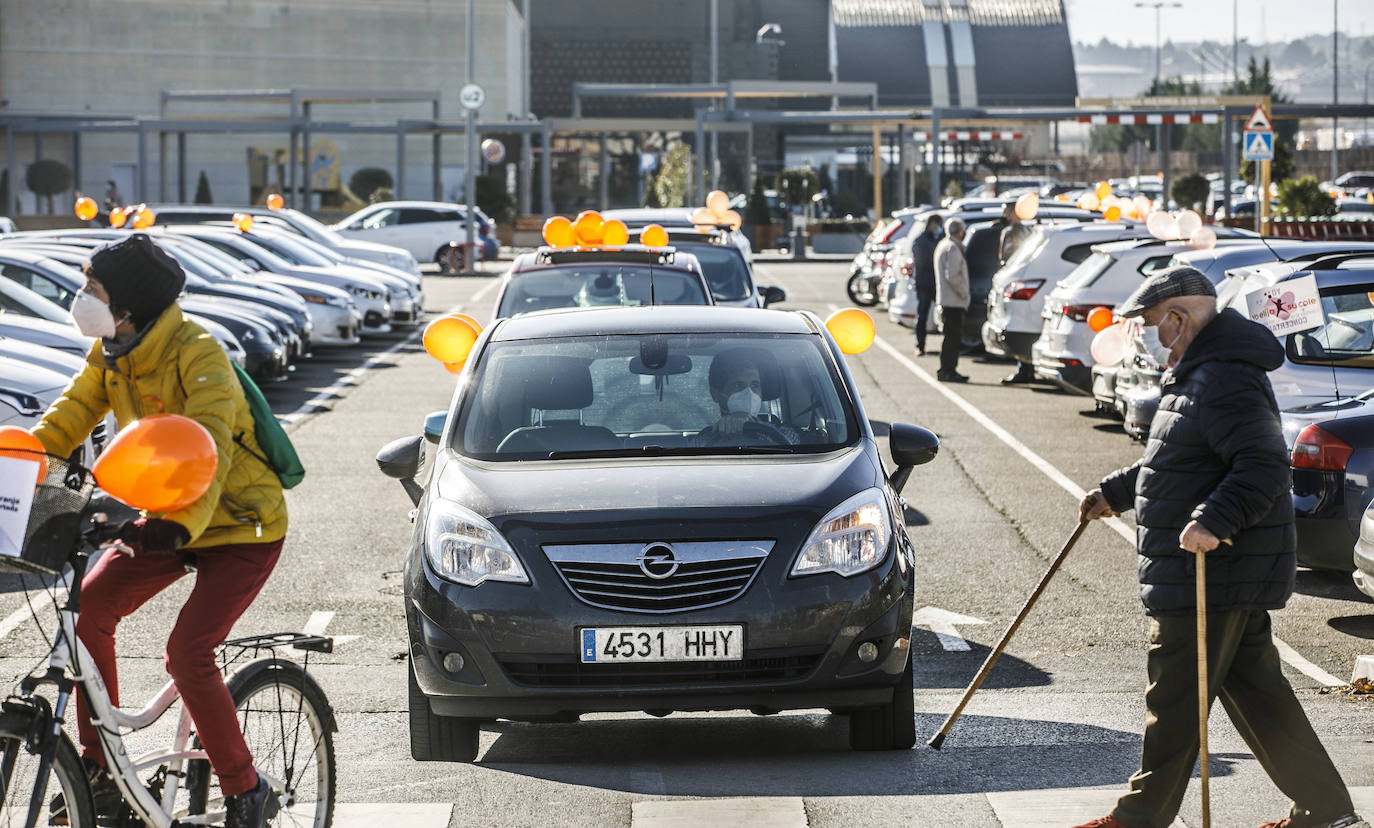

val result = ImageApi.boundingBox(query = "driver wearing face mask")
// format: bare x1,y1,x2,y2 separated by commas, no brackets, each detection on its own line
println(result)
699,348,800,445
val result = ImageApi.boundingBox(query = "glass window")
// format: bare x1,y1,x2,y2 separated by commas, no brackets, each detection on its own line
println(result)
674,244,751,302
496,264,710,317
1137,255,1175,278
1062,251,1114,289
399,209,440,224
1060,242,1097,265
457,333,856,460
249,234,333,267
361,209,399,230
0,264,72,307
1287,285,1374,367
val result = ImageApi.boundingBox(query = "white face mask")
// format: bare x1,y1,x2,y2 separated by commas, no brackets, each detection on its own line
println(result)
70,290,119,339
726,387,762,417
1141,313,1183,367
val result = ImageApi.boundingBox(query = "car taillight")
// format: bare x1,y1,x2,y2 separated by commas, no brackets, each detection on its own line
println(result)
1005,279,1046,301
1291,424,1354,471
1061,304,1111,322
879,223,903,244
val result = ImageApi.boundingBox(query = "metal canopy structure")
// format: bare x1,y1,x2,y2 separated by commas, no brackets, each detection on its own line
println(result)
570,80,881,117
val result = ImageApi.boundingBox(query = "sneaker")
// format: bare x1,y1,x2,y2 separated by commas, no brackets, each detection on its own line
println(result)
49,758,122,825
1070,817,1129,828
1259,815,1367,828
224,773,279,828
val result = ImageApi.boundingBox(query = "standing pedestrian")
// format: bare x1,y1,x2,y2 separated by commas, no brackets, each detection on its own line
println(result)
912,214,942,356
1073,266,1363,828
102,179,124,213
999,201,1037,384
934,217,969,383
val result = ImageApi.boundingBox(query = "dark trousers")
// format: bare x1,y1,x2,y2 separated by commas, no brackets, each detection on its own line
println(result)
914,289,935,351
76,538,283,797
939,306,965,375
1112,610,1354,828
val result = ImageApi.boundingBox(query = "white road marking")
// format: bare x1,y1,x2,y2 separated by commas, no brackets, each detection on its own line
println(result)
308,803,452,827
631,797,807,828
282,287,499,427
986,788,1187,828
283,610,359,658
850,316,1348,689
912,606,988,652
0,590,54,642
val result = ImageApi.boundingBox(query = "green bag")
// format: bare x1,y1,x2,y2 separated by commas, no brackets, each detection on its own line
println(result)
230,362,306,489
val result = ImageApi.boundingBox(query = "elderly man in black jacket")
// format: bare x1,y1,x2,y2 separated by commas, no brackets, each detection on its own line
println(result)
1073,267,1362,828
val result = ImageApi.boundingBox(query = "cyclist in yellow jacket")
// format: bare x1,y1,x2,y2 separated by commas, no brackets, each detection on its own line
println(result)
33,233,286,828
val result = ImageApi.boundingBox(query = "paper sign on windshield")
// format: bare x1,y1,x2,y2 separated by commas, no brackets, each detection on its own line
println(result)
1246,274,1323,336
0,456,38,559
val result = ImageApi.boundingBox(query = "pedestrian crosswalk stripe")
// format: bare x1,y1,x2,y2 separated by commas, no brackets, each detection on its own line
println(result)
631,796,807,827
986,789,1186,827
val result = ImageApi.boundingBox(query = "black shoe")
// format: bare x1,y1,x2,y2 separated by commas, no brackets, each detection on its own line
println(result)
936,371,969,383
1001,366,1036,385
915,345,926,356
49,758,122,825
225,774,279,828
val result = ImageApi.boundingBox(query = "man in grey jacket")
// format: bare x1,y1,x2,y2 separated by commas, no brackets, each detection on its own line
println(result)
934,217,970,382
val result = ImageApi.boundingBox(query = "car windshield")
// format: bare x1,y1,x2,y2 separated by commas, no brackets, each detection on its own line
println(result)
282,209,347,245
496,264,709,317
1061,250,1115,289
1004,228,1049,271
673,243,751,301
1288,284,1374,367
249,233,335,267
457,332,857,460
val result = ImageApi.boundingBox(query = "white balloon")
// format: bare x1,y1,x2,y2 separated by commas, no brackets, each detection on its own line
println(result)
1145,210,1173,241
1091,323,1129,366
1190,226,1218,250
1175,210,1203,240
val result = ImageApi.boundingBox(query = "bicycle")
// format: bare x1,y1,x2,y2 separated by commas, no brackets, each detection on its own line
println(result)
0,454,337,828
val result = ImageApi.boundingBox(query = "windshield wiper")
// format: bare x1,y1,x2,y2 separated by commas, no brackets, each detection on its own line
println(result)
542,444,799,460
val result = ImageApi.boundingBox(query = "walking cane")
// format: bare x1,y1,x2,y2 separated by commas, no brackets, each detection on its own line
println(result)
929,518,1090,750
1195,546,1211,828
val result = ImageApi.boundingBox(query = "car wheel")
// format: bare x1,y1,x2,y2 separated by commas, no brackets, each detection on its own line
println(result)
847,273,879,307
433,246,457,275
408,662,481,762
847,650,915,751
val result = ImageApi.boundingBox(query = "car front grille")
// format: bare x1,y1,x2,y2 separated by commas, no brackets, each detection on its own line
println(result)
543,541,772,614
496,651,823,688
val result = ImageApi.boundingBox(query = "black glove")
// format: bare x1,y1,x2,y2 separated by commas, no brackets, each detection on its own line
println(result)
137,519,190,555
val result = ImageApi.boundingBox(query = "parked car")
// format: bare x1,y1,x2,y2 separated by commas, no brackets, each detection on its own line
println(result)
845,209,928,305
332,200,497,266
492,247,713,320
1352,499,1374,599
597,221,777,308
376,305,939,760
601,207,754,263
0,354,114,466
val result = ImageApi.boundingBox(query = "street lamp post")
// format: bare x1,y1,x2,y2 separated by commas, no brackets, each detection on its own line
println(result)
1136,1,1182,205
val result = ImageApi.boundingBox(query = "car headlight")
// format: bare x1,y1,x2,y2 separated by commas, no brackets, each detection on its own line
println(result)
790,489,891,578
424,502,529,587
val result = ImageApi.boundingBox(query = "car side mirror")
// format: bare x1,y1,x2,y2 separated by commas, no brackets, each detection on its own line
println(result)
423,410,448,445
377,435,426,505
761,285,786,307
887,423,939,494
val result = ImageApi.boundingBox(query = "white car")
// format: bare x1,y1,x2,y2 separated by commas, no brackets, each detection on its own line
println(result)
0,354,116,465
332,200,476,267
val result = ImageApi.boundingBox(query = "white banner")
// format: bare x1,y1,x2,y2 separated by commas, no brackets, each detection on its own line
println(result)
1246,274,1324,336
0,456,39,559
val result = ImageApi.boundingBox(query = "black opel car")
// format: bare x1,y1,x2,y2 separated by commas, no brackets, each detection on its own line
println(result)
377,306,938,761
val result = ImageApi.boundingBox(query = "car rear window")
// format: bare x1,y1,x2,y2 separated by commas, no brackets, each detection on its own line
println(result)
674,243,752,302
1287,284,1374,367
457,333,856,459
1061,251,1114,289
497,264,710,317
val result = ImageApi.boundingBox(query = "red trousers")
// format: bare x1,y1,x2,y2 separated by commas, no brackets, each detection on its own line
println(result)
75,538,282,797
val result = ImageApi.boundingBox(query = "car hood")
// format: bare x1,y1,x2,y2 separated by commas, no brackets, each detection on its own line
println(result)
435,443,882,528
0,315,90,355
0,354,72,397
0,337,85,376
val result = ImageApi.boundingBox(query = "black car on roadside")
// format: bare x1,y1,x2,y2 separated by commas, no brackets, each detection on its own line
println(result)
1282,390,1374,572
377,306,939,761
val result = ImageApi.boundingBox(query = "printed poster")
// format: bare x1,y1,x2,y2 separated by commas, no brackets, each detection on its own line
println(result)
0,455,38,559
1246,274,1323,336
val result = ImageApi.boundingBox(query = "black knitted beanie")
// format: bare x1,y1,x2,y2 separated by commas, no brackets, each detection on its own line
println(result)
87,233,185,329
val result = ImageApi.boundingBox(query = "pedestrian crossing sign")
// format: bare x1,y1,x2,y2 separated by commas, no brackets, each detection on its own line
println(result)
1243,130,1274,161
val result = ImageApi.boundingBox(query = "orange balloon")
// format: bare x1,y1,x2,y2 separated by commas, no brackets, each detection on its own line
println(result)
542,216,576,248
423,316,478,364
601,219,629,246
640,224,668,247
721,209,743,232
691,207,716,231
1094,181,1112,200
1104,205,1122,222
0,427,48,484
447,312,483,335
233,212,253,233
1014,192,1039,221
573,211,605,245
109,208,128,228
706,189,730,219
132,207,155,229
265,193,284,210
825,308,876,355
74,197,98,222
443,360,465,374
93,414,218,513
1087,306,1114,333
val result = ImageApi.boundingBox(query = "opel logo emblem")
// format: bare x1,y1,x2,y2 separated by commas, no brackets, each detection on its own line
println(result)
637,543,679,580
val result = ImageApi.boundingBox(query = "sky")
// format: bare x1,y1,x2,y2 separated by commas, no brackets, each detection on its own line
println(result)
1062,0,1374,47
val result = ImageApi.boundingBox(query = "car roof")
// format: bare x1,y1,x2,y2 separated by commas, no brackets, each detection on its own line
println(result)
510,246,703,273
490,306,815,342
601,208,697,226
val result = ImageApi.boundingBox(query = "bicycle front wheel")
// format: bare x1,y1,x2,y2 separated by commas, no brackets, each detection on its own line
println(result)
0,710,94,828
187,660,336,828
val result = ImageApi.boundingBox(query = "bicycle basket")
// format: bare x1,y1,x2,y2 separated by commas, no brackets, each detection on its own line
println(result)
1,453,95,576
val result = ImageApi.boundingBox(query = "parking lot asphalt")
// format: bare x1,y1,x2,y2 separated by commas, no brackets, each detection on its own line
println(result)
0,258,1368,827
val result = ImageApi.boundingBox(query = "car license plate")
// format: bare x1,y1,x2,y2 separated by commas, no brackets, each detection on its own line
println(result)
580,625,744,663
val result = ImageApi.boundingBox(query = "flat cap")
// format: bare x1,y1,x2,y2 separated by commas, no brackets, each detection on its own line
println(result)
1116,265,1215,318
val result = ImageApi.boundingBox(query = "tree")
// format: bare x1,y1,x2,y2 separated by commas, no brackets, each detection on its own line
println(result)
651,144,691,208
348,167,394,202
744,177,771,226
194,171,213,204
474,173,515,226
1277,175,1337,217
1170,173,1211,211
25,159,72,214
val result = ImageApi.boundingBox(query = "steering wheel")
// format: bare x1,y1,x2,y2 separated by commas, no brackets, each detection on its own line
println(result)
699,418,791,446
